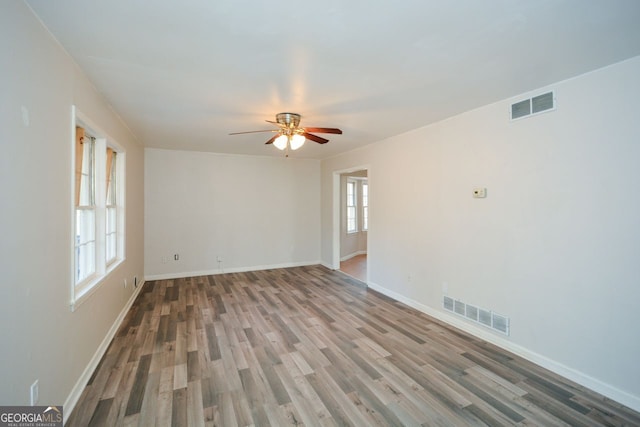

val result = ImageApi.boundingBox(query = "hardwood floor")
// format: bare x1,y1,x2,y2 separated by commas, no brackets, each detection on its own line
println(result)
340,254,367,282
67,265,640,426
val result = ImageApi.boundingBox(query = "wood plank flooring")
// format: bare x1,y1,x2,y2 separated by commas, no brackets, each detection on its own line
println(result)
340,255,367,282
67,265,640,426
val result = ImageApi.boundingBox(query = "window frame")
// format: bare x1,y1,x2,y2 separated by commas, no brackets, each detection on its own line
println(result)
71,106,126,311
346,179,358,234
75,134,97,284
362,181,368,232
105,149,118,266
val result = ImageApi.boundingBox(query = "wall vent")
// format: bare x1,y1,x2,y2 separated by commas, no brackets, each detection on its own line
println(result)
479,309,492,327
465,304,478,322
443,296,454,311
492,313,510,334
443,296,510,336
511,91,555,120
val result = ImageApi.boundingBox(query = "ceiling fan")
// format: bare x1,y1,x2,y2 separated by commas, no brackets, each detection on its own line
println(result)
229,112,342,153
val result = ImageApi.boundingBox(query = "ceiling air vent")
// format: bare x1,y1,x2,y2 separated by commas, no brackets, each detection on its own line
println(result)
511,91,555,120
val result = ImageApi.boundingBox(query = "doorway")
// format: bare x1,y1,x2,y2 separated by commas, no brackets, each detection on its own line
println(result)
337,169,368,282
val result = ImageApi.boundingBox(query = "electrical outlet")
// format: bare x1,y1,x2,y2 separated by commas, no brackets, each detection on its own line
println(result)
473,187,487,198
174,254,179,261
30,380,39,406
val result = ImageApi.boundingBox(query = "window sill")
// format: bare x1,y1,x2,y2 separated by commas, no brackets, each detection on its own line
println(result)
70,258,124,312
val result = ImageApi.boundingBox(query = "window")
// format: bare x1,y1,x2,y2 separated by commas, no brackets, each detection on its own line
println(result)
72,108,125,309
105,149,118,264
346,180,357,233
75,127,96,283
362,181,368,231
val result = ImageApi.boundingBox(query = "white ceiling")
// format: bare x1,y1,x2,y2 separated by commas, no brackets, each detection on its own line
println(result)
26,0,640,159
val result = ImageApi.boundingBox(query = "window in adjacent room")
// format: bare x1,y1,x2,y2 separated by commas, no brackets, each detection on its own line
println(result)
362,181,368,231
346,179,357,233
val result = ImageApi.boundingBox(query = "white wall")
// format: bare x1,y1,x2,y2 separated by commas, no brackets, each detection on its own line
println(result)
0,1,144,408
321,56,640,410
145,149,320,278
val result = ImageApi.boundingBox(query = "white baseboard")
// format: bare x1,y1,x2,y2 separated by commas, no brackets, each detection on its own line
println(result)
63,280,145,424
144,260,322,281
340,251,367,262
367,280,640,413
320,261,337,270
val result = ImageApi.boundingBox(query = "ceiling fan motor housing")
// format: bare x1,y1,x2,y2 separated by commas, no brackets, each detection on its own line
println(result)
276,112,301,128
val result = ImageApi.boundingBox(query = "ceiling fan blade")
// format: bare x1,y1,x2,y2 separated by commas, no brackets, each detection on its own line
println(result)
265,134,279,145
229,129,279,135
303,132,329,144
303,127,342,134
265,120,280,125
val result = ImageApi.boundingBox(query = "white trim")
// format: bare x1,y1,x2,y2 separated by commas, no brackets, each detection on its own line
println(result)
340,250,367,262
145,260,323,281
332,172,341,269
69,106,78,312
367,280,640,413
63,280,145,424
320,261,335,270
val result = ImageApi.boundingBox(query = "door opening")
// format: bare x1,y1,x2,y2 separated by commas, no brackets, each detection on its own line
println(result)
335,169,368,282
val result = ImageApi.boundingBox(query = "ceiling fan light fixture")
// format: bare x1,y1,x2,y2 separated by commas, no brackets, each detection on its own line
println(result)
274,134,288,150
229,112,342,153
290,134,305,150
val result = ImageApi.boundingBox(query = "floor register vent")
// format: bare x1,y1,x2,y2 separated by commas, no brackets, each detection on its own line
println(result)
443,296,510,335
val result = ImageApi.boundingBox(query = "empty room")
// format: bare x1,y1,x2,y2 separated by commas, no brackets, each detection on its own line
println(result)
2,1,640,425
